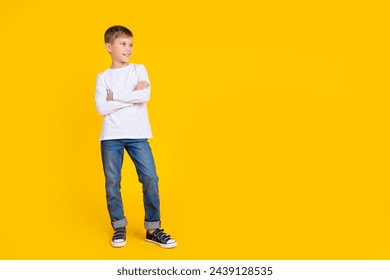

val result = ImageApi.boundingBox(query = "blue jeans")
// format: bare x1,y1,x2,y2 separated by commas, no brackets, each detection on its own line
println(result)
101,139,160,230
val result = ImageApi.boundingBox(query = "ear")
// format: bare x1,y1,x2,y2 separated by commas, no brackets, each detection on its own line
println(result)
105,43,112,53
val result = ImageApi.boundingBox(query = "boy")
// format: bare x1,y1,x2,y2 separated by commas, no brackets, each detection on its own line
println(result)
95,25,176,249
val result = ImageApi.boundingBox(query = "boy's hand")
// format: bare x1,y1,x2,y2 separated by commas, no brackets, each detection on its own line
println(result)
106,90,114,101
134,81,149,90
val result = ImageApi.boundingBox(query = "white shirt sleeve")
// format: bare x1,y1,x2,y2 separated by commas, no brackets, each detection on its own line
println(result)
95,75,133,116
112,64,151,104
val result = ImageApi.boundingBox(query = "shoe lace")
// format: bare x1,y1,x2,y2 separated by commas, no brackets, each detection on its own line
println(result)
153,229,171,243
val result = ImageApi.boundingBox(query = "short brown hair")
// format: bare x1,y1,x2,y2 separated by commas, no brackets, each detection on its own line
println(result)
104,25,133,43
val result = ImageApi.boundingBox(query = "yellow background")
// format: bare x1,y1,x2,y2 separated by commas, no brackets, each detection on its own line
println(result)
0,0,389,259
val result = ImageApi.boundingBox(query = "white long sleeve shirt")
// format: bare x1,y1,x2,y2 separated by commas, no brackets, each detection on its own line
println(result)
95,63,153,140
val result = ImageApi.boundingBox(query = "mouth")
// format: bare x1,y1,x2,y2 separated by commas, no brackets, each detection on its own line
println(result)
123,53,131,57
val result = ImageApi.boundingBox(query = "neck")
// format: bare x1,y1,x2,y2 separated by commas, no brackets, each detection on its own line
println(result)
110,61,129,69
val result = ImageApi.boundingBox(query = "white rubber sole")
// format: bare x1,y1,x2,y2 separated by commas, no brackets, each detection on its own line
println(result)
111,240,126,248
146,239,177,249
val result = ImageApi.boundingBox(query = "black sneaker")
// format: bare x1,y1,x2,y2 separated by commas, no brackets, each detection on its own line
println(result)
146,228,177,248
111,227,126,247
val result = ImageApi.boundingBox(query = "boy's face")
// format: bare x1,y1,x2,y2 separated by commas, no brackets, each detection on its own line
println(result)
105,35,133,67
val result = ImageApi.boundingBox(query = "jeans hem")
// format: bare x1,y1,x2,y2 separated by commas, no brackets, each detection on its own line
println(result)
112,217,128,229
144,221,161,230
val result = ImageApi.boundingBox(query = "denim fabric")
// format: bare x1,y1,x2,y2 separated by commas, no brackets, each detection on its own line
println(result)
101,139,161,230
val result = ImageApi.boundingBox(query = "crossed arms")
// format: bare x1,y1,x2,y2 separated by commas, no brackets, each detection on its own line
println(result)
95,65,151,116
